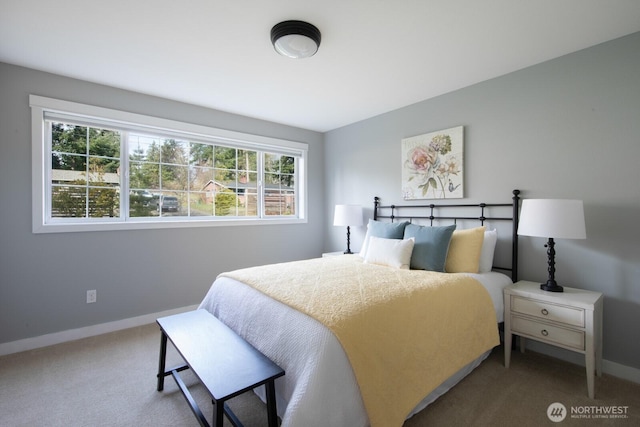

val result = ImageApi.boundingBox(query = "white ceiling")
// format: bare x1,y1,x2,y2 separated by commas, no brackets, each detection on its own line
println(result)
2,1,640,132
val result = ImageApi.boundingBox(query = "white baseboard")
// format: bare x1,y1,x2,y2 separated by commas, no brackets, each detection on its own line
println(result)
523,340,640,385
3,307,640,386
602,359,640,384
0,305,199,356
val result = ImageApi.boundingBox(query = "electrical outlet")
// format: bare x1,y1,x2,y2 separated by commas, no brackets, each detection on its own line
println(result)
86,289,97,304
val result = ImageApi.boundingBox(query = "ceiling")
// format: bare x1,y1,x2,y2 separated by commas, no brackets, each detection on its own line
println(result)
2,1,639,133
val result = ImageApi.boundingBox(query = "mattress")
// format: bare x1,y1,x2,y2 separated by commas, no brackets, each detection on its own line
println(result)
198,266,511,426
468,271,512,323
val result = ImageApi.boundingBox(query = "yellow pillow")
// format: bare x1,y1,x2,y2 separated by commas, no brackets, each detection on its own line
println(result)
445,226,486,273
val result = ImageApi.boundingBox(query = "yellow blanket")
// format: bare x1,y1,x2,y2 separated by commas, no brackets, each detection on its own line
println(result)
221,255,499,427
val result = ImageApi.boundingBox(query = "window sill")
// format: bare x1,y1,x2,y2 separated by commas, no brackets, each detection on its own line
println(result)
33,217,307,234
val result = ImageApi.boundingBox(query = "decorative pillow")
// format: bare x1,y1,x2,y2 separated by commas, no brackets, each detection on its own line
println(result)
364,236,415,270
403,223,456,272
359,219,410,258
445,226,486,273
478,229,498,273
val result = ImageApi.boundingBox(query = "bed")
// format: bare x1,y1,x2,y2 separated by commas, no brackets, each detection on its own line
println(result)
199,190,521,427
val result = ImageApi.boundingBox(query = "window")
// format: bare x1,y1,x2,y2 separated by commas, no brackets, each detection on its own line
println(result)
31,95,307,233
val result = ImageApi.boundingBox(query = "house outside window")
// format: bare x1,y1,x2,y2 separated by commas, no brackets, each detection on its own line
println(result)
31,95,307,233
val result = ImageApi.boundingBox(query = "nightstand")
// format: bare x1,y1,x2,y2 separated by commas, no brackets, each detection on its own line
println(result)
504,280,603,398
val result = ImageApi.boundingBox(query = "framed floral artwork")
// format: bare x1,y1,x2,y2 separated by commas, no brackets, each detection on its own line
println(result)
401,126,463,199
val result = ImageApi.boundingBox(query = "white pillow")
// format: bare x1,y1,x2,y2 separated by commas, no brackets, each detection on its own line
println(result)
358,219,410,258
364,236,415,270
478,229,498,273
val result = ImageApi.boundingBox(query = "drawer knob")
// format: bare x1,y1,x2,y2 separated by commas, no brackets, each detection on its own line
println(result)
541,329,549,336
541,308,549,316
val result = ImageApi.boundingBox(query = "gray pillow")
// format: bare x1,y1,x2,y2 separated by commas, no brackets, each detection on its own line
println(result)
359,219,410,258
403,223,456,272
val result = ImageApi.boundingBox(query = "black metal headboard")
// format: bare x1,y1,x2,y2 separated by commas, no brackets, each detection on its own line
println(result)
373,189,521,282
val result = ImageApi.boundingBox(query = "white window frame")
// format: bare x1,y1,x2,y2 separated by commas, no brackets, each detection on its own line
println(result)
30,95,308,233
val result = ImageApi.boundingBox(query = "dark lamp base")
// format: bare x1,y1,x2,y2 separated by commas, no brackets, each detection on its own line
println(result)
540,280,563,293
343,250,354,254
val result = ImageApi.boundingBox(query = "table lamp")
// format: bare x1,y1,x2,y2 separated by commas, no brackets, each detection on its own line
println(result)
517,199,586,292
333,204,363,254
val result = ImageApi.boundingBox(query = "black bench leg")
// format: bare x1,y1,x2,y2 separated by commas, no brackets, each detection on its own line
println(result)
213,400,224,427
157,332,167,391
266,381,278,427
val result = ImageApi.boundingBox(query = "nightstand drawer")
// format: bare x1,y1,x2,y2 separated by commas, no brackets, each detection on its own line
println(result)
511,296,584,327
511,315,585,351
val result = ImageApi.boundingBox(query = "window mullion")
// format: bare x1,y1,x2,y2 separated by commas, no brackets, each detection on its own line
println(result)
45,121,53,223
295,156,300,219
258,152,265,218
121,131,130,220
85,126,90,219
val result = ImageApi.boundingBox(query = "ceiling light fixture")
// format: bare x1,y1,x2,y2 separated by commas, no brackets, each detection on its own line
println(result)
271,20,321,59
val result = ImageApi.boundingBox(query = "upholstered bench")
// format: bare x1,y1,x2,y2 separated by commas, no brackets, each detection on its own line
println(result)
156,309,285,427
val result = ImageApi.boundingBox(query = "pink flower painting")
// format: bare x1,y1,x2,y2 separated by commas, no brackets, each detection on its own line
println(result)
401,126,463,199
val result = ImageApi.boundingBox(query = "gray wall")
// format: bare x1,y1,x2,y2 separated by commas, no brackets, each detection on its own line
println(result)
1,32,638,372
0,63,325,344
324,32,640,370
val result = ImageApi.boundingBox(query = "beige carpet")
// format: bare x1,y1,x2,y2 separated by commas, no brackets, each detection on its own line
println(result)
0,323,638,426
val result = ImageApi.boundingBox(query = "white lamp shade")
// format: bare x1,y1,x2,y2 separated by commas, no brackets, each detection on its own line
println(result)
333,205,363,227
518,199,586,239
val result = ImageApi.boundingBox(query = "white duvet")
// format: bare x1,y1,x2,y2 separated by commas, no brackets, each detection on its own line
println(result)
198,270,511,426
